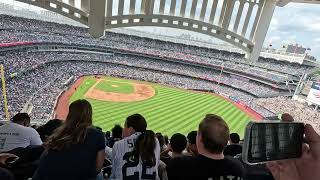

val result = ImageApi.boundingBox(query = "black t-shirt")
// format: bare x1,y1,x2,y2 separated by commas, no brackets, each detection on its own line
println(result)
167,155,246,180
224,144,242,157
160,154,172,165
33,127,106,180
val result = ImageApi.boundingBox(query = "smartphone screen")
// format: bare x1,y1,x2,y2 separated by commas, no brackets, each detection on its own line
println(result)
247,122,304,164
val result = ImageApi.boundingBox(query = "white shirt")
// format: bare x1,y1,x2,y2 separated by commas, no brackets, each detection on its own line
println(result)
0,122,43,152
110,132,160,180
105,146,113,160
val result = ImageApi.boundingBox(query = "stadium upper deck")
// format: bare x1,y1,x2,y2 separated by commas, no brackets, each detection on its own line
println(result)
9,0,319,63
0,14,313,121
2,0,276,62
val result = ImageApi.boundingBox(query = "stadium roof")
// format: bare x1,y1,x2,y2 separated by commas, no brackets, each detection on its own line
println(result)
277,0,320,6
13,0,319,62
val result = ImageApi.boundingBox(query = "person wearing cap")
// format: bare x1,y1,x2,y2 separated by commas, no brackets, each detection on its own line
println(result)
0,113,42,152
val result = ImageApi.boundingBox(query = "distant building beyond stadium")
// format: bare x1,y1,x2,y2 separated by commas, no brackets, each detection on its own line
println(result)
261,44,318,66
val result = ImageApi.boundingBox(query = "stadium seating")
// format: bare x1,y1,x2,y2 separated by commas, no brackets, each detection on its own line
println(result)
1,8,320,180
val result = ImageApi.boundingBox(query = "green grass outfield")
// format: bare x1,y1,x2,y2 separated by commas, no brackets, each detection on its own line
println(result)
95,80,134,94
70,76,252,137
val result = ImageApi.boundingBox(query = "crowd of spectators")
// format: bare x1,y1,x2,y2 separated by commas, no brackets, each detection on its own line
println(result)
117,46,290,82
0,14,314,77
0,15,89,37
3,51,279,121
1,105,319,180
0,13,320,180
1,50,288,96
256,96,320,134
1,14,317,125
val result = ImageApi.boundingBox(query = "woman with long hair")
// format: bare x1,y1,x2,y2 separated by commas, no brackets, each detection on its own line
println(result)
110,114,160,180
33,99,106,180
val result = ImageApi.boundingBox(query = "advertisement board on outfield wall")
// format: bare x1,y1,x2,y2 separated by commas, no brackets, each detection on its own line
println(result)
307,82,320,106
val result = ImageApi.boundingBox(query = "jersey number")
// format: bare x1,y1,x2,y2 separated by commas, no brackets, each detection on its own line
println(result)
122,152,156,180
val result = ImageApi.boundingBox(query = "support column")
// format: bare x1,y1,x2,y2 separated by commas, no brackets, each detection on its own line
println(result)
145,0,155,15
190,0,198,19
129,0,136,14
248,0,276,61
200,0,208,21
169,0,176,15
69,0,75,6
81,0,89,12
118,0,124,16
221,0,235,29
276,0,291,7
89,0,106,38
159,0,165,14
180,0,187,17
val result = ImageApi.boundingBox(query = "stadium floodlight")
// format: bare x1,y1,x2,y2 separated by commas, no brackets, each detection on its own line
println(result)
0,64,10,120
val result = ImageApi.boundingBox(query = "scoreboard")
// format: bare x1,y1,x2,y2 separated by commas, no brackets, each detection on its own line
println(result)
307,82,320,106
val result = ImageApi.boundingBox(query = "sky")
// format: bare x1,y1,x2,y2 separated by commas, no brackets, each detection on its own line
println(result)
265,3,320,59
1,0,320,59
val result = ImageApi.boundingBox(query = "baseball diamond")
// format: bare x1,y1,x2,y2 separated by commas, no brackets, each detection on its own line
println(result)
55,76,253,137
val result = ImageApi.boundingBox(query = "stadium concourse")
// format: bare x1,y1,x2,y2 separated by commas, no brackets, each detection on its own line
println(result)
0,14,320,180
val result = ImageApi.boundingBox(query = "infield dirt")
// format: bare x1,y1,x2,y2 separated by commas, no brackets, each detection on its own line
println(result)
84,79,155,102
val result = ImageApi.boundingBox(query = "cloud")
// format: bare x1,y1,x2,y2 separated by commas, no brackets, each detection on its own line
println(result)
265,4,320,59
269,17,279,31
305,22,320,31
267,36,281,43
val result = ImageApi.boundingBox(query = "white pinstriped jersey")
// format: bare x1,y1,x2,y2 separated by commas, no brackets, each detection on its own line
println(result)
110,132,160,180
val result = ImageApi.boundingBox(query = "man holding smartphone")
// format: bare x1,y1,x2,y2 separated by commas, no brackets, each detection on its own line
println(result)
0,153,17,180
267,124,320,180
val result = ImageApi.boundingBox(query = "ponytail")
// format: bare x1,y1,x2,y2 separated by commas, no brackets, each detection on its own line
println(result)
132,130,156,167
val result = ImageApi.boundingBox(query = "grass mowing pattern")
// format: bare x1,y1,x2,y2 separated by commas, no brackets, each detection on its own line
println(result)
70,76,252,137
70,77,96,101
95,80,134,94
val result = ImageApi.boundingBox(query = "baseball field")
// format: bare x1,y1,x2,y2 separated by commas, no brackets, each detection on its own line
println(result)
61,76,253,137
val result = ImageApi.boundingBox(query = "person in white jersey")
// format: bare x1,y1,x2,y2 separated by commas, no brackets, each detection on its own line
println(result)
0,113,42,152
110,114,160,180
